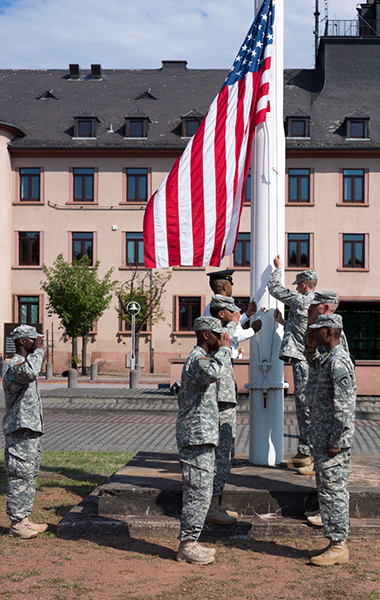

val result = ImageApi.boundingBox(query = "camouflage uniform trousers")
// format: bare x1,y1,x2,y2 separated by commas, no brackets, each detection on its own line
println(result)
179,444,215,541
315,449,351,542
213,403,236,496
292,359,311,455
4,428,43,521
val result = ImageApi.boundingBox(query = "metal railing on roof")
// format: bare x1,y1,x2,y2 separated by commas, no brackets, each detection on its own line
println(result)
324,19,380,37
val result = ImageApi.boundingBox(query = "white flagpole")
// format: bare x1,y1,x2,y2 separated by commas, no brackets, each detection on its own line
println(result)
248,0,286,465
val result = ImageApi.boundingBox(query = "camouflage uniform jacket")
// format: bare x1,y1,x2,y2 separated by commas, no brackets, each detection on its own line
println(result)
305,344,356,452
176,345,231,450
216,323,237,405
2,349,44,436
267,268,315,361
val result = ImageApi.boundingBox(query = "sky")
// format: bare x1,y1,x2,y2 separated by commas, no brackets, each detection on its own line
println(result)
0,0,359,71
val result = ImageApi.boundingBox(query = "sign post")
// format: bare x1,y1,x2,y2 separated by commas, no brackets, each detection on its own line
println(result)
126,301,141,373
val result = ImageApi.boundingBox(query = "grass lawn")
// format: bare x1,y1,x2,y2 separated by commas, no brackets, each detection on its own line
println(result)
0,450,134,527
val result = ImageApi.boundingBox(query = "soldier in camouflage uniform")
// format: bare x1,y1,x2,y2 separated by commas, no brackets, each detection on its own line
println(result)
2,325,48,539
299,291,350,481
305,314,356,566
176,316,232,565
267,255,317,468
205,296,243,525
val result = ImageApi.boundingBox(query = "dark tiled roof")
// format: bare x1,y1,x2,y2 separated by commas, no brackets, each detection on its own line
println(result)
3,37,380,152
0,64,227,149
285,37,380,150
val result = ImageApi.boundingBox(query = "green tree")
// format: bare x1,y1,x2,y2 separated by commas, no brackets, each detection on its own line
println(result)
117,268,172,367
41,254,118,374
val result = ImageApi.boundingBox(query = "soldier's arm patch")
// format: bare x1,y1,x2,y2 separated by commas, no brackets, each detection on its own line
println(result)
333,366,353,390
13,359,25,366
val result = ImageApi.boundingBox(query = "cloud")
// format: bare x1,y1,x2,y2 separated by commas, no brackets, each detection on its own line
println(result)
0,0,360,70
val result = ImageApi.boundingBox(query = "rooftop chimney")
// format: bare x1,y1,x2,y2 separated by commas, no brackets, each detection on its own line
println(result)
91,64,102,80
69,64,81,80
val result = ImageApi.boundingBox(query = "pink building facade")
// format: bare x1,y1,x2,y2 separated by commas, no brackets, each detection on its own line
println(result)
1,17,380,392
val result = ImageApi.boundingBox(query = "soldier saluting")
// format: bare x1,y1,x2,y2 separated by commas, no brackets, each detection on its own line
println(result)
3,325,48,539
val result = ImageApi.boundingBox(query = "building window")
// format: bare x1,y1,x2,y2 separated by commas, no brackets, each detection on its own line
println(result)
184,119,201,137
179,297,201,331
346,119,368,139
19,168,41,201
18,232,40,266
72,232,93,264
234,234,250,267
126,232,144,266
73,113,99,138
77,120,93,137
288,169,310,202
127,169,148,202
338,302,380,360
342,234,365,268
287,118,309,138
288,234,310,268
18,296,40,324
245,169,251,202
125,117,149,138
73,168,94,202
343,169,364,203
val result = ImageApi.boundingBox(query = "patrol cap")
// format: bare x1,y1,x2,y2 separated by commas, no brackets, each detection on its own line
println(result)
210,294,241,313
193,316,224,334
310,291,339,305
309,314,343,329
10,325,41,340
292,270,318,285
206,269,234,284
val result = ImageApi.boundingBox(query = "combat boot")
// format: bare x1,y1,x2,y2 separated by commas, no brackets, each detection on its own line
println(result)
307,513,323,527
176,541,215,564
280,452,313,469
205,495,238,524
9,518,39,539
297,462,315,476
310,541,349,566
24,517,48,533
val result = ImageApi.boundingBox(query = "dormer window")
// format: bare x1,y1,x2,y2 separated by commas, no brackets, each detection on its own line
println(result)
345,111,369,140
73,111,99,139
181,110,204,138
124,110,149,138
286,110,310,138
77,120,93,137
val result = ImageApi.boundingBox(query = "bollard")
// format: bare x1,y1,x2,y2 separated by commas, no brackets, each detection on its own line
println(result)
45,362,53,380
68,368,78,388
130,369,140,389
0,361,7,378
90,362,98,381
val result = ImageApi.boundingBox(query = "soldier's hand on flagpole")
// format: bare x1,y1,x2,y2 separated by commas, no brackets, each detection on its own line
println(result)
246,299,257,317
273,255,282,269
252,319,262,332
273,308,285,326
219,332,231,348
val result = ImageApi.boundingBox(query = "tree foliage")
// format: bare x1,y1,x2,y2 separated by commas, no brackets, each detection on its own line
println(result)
41,254,118,371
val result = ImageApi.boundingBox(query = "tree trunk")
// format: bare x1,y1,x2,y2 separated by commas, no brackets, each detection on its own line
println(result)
71,336,78,369
81,335,87,376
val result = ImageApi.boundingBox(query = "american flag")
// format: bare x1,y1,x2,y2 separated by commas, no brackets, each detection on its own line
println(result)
143,0,275,268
